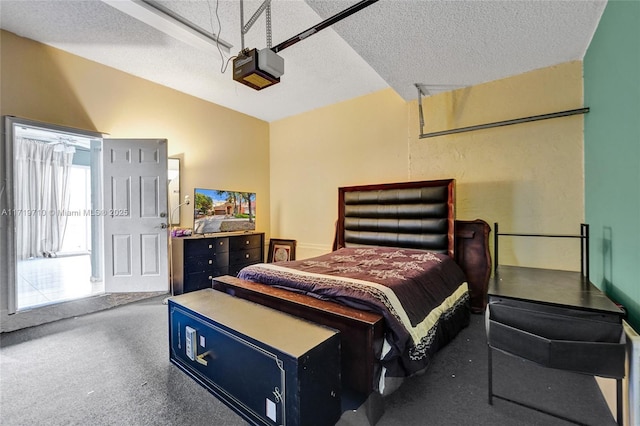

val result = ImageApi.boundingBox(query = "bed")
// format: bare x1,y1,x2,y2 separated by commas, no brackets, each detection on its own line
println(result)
212,179,491,418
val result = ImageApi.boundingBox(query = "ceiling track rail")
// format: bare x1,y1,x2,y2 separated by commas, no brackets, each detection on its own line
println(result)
416,86,589,139
272,0,379,53
139,0,233,51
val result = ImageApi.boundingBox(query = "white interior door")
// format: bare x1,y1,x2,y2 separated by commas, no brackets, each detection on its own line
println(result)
103,138,169,293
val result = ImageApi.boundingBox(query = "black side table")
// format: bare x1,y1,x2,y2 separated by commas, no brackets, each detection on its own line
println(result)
487,265,626,425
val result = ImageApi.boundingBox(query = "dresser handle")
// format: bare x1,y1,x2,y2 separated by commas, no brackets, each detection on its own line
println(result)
245,240,249,245
208,244,212,249
208,260,213,264
245,254,250,259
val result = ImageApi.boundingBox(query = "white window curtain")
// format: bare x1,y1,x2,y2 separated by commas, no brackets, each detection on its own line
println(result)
15,138,74,260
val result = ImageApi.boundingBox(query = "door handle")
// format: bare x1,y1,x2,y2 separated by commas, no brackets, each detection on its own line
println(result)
161,222,168,229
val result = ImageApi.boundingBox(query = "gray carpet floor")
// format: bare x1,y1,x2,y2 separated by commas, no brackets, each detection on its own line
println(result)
0,295,617,426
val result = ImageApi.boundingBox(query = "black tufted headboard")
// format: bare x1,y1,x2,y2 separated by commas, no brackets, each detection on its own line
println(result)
334,179,455,258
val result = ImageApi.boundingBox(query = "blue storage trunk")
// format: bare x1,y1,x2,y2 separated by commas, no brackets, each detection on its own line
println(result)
169,289,341,426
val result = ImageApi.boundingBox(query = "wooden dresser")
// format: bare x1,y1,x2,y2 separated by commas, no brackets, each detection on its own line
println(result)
171,232,264,295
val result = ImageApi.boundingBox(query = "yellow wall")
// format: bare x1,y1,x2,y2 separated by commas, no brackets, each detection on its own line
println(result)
272,62,585,269
0,30,271,233
2,30,585,270
409,62,584,270
269,88,409,258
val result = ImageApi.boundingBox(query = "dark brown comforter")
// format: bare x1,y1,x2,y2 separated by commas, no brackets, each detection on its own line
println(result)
237,246,470,389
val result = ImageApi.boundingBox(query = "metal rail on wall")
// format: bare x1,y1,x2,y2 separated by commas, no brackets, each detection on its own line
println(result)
416,84,589,139
493,222,590,282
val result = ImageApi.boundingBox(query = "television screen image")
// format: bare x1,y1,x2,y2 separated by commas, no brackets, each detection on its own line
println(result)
193,188,256,234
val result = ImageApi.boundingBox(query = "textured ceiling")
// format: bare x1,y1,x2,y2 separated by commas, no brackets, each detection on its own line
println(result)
0,0,607,122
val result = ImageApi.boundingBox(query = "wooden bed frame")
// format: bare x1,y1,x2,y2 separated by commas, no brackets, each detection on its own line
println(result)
212,180,491,401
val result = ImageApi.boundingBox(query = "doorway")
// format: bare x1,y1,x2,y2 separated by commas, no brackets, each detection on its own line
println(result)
10,121,104,310
1,117,170,331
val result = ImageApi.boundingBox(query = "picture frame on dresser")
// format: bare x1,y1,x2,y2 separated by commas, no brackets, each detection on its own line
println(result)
267,239,296,263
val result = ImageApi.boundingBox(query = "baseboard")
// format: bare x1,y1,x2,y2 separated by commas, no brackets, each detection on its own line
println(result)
296,242,332,259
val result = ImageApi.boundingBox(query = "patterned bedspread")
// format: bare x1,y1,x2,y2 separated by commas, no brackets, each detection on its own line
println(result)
237,246,470,390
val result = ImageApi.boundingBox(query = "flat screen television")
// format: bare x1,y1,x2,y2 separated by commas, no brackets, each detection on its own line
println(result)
193,188,256,234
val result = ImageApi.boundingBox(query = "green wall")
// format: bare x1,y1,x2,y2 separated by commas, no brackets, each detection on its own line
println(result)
584,0,640,330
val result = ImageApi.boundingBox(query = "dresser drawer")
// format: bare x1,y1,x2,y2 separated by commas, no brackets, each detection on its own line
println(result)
186,238,229,255
229,247,262,266
184,270,228,293
229,234,262,251
185,253,229,273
